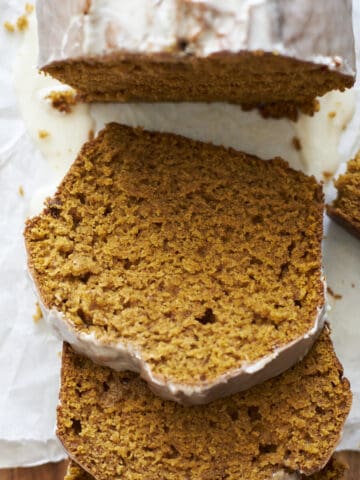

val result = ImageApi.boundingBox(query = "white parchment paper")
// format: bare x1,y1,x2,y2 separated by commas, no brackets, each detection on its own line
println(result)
0,0,359,468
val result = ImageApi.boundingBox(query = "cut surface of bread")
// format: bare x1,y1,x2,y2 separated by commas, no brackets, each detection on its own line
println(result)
64,455,349,480
36,0,355,119
25,124,325,404
58,327,351,480
327,152,360,239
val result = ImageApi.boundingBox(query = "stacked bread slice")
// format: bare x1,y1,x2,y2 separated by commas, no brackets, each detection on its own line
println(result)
25,1,357,477
36,0,355,120
64,456,349,480
57,327,350,479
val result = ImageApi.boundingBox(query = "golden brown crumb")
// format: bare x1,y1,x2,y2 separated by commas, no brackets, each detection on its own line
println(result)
33,302,43,323
292,136,302,151
25,124,325,392
65,455,349,480
38,129,50,139
328,111,337,119
3,21,15,32
313,100,320,113
65,462,93,480
25,3,34,14
88,129,95,141
58,328,351,480
4,4,34,33
302,453,349,479
16,14,28,31
46,90,77,114
327,286,342,300
18,186,24,197
323,171,333,181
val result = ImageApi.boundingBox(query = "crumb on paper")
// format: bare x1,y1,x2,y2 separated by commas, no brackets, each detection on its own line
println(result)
3,21,15,32
327,286,343,300
4,4,34,33
33,302,43,323
57,351,62,358
16,14,29,31
292,136,301,151
328,111,337,119
38,129,50,139
323,171,333,181
313,99,320,113
25,3,34,14
351,283,355,288
46,90,77,114
88,129,95,141
18,185,24,197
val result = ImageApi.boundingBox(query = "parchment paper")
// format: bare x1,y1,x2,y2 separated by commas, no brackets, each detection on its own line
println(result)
0,0,359,468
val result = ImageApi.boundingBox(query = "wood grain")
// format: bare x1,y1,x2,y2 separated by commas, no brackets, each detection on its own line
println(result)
0,461,68,480
0,452,359,479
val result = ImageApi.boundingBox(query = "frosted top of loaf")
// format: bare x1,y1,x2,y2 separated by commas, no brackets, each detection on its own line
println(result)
36,0,355,76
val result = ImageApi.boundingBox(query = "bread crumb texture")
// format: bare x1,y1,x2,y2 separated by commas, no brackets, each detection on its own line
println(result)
65,462,93,480
58,328,351,480
44,50,353,119
25,124,324,387
64,453,348,480
304,454,348,480
327,152,360,238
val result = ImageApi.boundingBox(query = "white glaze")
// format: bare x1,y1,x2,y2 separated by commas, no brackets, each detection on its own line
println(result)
36,0,355,77
13,10,94,178
32,272,326,405
92,89,356,182
296,89,356,180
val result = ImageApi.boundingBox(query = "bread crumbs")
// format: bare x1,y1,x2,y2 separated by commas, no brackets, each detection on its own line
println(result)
46,90,77,114
4,3,34,33
3,21,15,32
327,286,343,300
38,129,50,139
25,3,34,14
292,136,301,151
16,15,29,31
33,302,43,323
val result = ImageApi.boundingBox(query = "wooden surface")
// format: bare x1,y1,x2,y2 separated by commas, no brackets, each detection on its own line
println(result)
0,452,359,479
0,461,68,480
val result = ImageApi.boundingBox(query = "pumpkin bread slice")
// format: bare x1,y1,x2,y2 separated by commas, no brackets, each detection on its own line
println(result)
25,124,325,404
58,327,351,480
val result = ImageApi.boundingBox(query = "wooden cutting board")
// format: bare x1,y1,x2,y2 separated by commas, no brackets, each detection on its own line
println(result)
0,453,359,479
